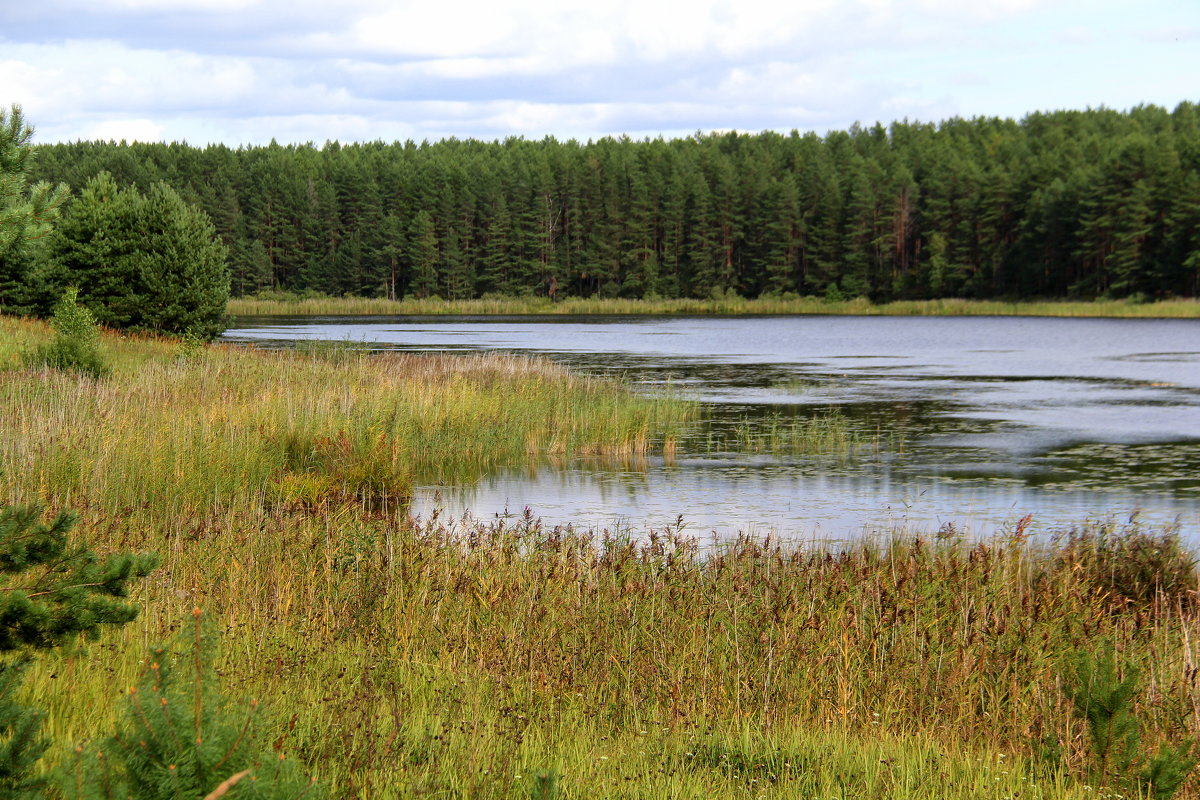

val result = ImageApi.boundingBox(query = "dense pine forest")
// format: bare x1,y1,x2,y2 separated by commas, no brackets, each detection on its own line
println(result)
25,102,1200,301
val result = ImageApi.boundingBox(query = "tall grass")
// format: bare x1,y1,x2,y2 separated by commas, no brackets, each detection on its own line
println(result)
23,512,1200,798
227,293,1200,319
4,315,1200,798
0,317,694,522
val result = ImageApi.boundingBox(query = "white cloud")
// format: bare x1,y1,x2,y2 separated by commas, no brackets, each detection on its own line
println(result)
84,118,166,142
354,3,520,58
0,0,1195,145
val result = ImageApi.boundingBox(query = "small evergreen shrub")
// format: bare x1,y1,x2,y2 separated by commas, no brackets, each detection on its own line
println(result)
0,503,158,797
0,658,50,799
24,288,108,378
528,770,561,799
175,327,209,363
1062,642,1198,798
63,608,326,800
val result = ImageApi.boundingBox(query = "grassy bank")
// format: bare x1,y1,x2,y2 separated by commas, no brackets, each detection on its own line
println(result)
227,293,1200,318
0,316,694,520
3,316,1200,798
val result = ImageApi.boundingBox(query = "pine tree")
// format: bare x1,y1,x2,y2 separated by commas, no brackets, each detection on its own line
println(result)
408,210,439,298
47,173,230,339
63,609,326,800
0,504,158,798
0,106,69,314
0,106,68,257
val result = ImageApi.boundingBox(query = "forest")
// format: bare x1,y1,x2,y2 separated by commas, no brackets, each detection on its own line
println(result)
22,102,1200,303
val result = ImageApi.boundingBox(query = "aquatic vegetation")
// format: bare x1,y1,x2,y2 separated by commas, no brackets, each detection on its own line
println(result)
704,408,864,456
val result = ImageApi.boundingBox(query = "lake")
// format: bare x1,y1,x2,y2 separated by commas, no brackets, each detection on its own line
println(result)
222,314,1200,542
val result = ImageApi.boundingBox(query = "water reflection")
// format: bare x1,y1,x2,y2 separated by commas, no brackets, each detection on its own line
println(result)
223,314,1200,540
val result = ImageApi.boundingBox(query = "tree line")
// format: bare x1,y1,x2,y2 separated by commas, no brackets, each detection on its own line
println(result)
21,102,1200,302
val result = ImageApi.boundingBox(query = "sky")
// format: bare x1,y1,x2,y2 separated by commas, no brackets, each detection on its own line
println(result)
2,0,1198,146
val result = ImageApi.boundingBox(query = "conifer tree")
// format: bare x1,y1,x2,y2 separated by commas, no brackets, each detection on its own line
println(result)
408,210,439,298
0,105,68,314
0,504,158,797
48,173,230,339
63,609,326,800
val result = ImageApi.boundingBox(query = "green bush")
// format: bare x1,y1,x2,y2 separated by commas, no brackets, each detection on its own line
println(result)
24,288,108,378
0,503,158,797
1063,642,1198,798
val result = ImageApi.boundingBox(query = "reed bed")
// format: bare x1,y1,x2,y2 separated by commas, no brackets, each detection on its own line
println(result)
4,315,1200,798
227,293,1200,319
0,318,695,523
22,511,1200,798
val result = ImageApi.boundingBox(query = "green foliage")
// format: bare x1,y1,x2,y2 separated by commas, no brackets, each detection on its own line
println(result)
0,504,157,797
0,106,68,257
1062,642,1198,798
0,105,68,315
1142,741,1200,800
1063,644,1141,783
63,609,325,800
24,288,108,378
0,660,49,799
25,102,1200,303
0,504,158,652
175,328,209,364
528,770,561,799
48,172,230,340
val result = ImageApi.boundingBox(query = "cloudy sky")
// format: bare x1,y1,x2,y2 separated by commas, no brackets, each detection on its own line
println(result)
2,0,1197,146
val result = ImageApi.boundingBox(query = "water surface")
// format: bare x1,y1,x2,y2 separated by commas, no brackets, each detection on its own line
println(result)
223,314,1200,541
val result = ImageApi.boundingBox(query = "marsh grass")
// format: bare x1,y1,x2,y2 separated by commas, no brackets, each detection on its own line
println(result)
227,293,1200,319
21,512,1200,798
1,317,695,519
707,408,864,455
4,315,1200,798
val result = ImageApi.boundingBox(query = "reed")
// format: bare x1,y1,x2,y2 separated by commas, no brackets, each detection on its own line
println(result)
0,317,695,521
22,512,1200,798
227,293,1200,319
5,315,1200,798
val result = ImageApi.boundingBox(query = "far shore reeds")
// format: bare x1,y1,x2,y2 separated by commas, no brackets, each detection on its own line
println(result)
227,292,1200,319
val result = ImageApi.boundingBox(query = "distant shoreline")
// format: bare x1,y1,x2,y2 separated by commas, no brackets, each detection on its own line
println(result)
227,294,1200,319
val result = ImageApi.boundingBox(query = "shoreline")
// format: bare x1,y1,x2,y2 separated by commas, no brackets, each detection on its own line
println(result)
227,294,1200,319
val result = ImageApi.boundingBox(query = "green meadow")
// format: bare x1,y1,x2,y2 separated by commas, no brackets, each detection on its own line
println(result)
2,315,1199,798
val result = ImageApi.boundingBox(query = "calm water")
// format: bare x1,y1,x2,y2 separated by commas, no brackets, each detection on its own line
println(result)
222,314,1200,542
